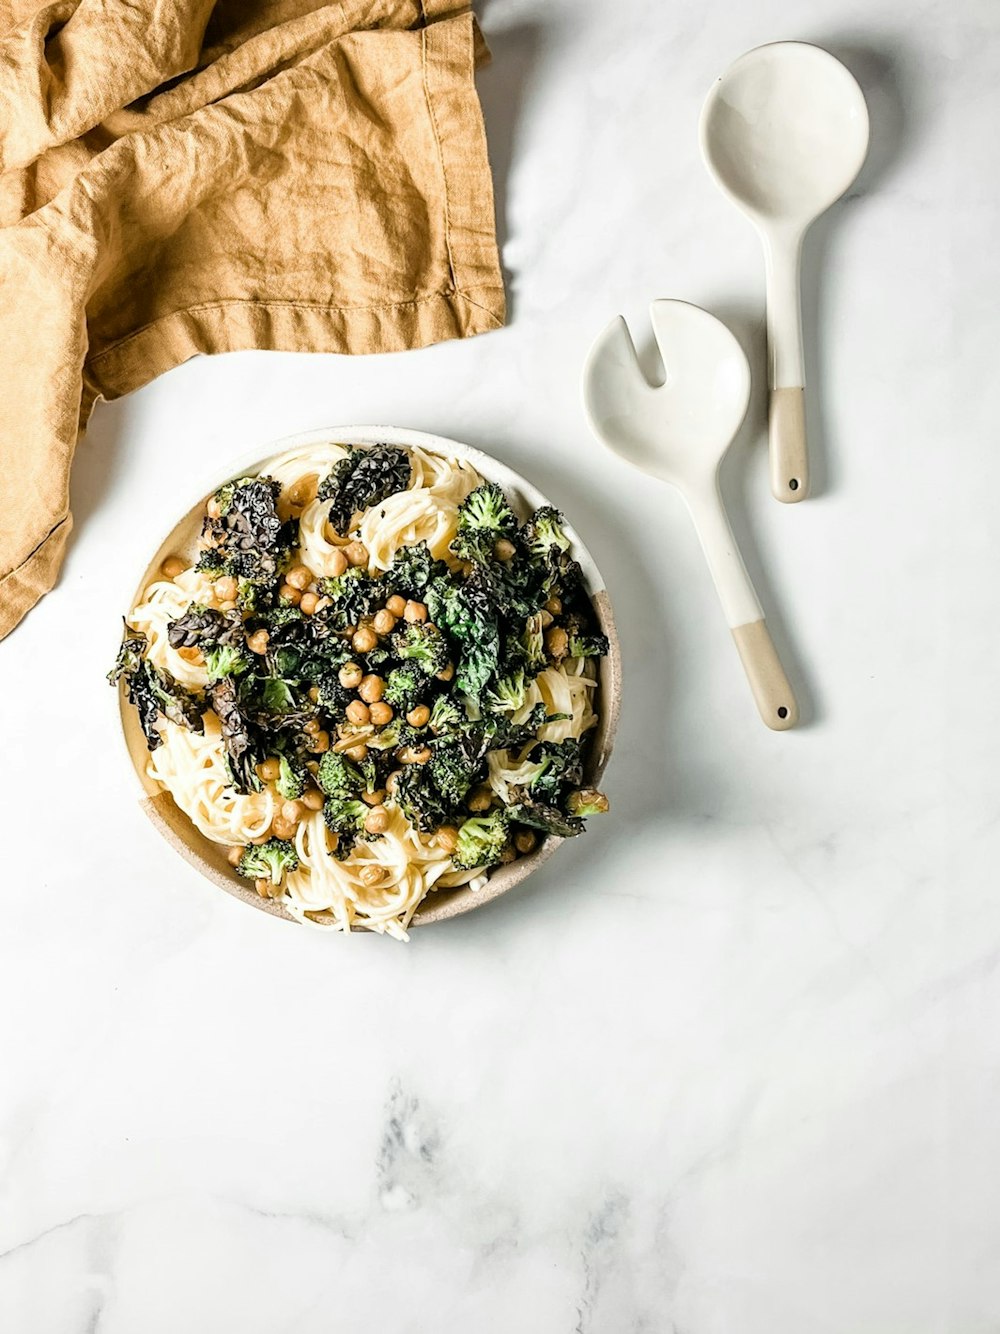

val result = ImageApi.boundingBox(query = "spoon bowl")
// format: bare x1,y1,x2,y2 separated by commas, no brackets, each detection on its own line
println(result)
700,42,869,502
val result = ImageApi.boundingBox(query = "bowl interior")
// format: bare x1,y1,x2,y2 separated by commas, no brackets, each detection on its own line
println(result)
117,426,621,929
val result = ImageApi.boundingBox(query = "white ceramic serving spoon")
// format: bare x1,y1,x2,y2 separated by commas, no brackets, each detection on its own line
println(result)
700,41,869,503
583,299,798,730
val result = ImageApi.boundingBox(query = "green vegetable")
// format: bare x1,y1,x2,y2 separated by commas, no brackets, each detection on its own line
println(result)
318,567,379,629
209,679,262,793
528,738,584,806
237,838,299,885
318,445,411,535
108,624,205,751
203,643,251,681
486,669,531,714
451,483,517,563
383,663,428,710
518,612,547,672
323,797,374,858
523,506,571,562
276,755,307,801
385,541,445,598
567,632,609,659
197,476,288,585
167,604,243,650
316,751,364,799
427,738,483,808
392,622,449,677
506,799,583,839
452,811,511,871
392,765,453,834
428,694,463,733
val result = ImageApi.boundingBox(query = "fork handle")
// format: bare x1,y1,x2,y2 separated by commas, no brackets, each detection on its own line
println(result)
688,487,798,730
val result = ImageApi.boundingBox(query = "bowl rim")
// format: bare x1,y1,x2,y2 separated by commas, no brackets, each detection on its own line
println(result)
115,424,622,931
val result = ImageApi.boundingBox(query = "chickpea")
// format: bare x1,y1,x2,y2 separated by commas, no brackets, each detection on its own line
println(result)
545,596,563,616
339,661,364,689
364,806,390,835
384,769,402,795
434,825,459,854
206,498,222,519
247,628,269,655
215,575,238,602
161,554,187,579
436,662,455,683
514,829,537,854
219,600,237,612
176,646,202,664
403,600,427,624
373,608,397,636
325,545,349,576
227,845,244,866
254,877,272,898
545,626,569,660
308,686,321,704
346,699,371,726
286,564,313,591
499,844,517,865
406,704,431,728
304,718,321,736
287,476,317,508
299,591,319,616
352,626,378,654
360,864,384,887
466,786,492,813
308,730,331,754
302,788,325,812
281,800,304,825
279,584,301,606
356,674,383,704
326,830,340,853
386,594,407,617
272,815,296,841
369,701,394,727
258,757,281,781
314,596,332,613
344,743,369,762
399,745,431,765
460,561,474,578
361,789,387,807
494,537,516,561
345,540,369,568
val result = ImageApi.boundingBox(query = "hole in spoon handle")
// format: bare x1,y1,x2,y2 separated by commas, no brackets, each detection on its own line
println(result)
769,387,809,503
731,619,799,730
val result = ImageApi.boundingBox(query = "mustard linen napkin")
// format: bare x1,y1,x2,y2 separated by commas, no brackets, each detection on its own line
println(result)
0,0,504,639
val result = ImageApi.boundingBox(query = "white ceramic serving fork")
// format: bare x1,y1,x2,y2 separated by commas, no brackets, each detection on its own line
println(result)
583,299,798,730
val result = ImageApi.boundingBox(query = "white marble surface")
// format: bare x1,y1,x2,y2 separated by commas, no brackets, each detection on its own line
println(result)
3,0,999,1328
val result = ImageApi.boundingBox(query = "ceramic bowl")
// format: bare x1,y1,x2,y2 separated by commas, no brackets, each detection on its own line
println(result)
116,426,621,929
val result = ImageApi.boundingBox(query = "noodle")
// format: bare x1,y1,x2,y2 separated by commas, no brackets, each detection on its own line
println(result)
132,440,602,939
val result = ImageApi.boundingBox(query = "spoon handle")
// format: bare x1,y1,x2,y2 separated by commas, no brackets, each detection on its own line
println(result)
764,231,809,503
688,488,799,730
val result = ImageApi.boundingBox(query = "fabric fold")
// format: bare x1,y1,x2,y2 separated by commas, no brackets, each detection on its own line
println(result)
0,0,504,640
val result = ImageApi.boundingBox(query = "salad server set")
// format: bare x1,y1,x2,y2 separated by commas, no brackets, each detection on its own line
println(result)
583,41,870,730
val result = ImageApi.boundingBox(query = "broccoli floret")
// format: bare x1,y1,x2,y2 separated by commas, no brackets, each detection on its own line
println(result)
506,798,583,839
237,837,299,886
392,622,449,677
519,612,547,671
275,755,307,800
428,693,463,733
316,751,364,799
523,506,571,562
566,788,610,818
318,445,412,535
392,765,453,834
323,797,374,858
451,483,518,563
318,567,379,629
451,811,511,871
364,715,419,752
528,738,584,805
427,738,483,808
567,632,609,660
203,643,251,681
383,663,427,710
486,669,531,714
